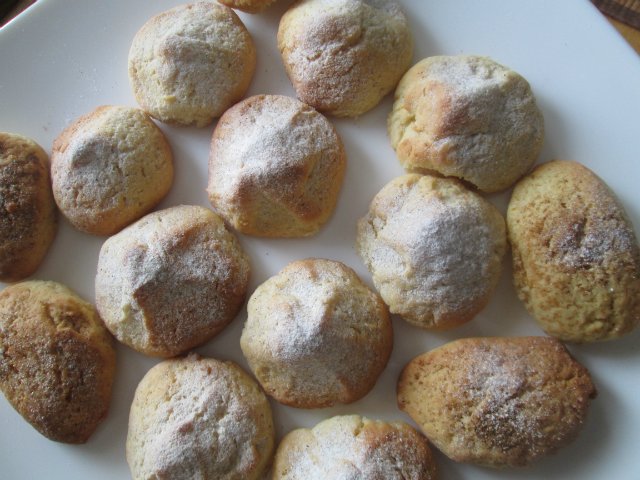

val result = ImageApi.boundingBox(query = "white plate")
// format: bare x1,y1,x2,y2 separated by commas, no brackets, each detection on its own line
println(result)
1,0,639,478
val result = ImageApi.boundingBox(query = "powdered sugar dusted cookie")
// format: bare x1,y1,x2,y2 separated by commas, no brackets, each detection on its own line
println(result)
240,258,392,408
95,205,249,357
278,0,413,117
127,354,274,480
128,2,256,127
207,94,346,237
389,55,544,192
273,415,437,479
51,106,173,236
356,174,506,330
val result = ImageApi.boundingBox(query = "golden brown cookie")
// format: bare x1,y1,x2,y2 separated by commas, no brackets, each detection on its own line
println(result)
128,2,256,127
397,337,597,468
95,205,250,357
207,94,346,237
273,415,437,479
127,354,274,480
356,174,506,330
0,280,116,443
507,160,640,342
240,258,392,408
278,0,413,117
0,133,57,282
51,106,173,236
388,55,544,192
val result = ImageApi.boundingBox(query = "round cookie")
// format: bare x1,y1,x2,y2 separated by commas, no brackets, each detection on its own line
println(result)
507,160,640,342
0,133,57,282
51,105,173,236
218,0,277,14
273,415,438,480
127,354,274,480
240,258,392,408
207,94,346,237
356,174,506,330
388,55,544,192
95,205,250,358
278,0,413,117
128,2,256,127
0,281,116,443
397,337,597,468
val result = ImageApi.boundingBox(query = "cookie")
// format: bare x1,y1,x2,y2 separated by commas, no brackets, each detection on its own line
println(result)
273,415,437,479
0,280,116,443
128,2,256,127
278,0,413,117
388,55,544,192
356,174,506,330
51,105,173,236
240,258,392,408
397,337,597,468
207,94,346,237
507,160,640,342
0,133,56,281
95,205,250,357
127,354,274,480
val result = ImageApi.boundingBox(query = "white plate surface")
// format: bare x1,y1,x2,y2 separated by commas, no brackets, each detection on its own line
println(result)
1,0,639,478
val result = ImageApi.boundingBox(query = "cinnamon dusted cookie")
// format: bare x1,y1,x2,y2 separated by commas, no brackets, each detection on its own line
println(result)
0,281,116,443
278,0,413,117
397,337,597,467
0,133,56,281
507,160,640,342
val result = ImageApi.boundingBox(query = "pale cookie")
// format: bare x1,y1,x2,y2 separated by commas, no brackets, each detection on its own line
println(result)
208,94,346,237
356,174,506,330
95,205,250,358
129,2,256,127
0,133,56,281
397,337,597,468
0,280,116,443
127,354,274,480
507,160,640,342
51,105,173,236
273,415,438,479
388,55,544,192
278,0,413,117
240,258,392,408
